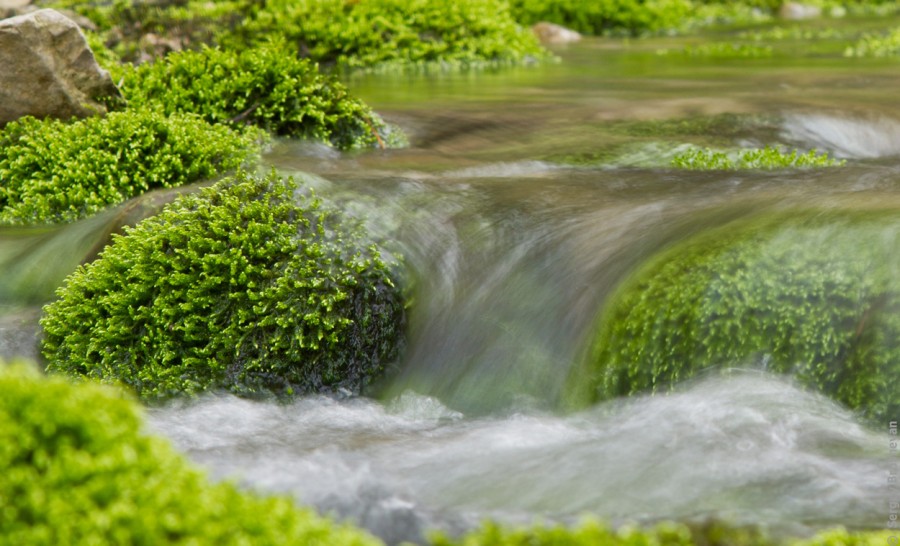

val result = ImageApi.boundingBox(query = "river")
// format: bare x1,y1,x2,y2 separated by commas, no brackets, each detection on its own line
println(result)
4,24,900,545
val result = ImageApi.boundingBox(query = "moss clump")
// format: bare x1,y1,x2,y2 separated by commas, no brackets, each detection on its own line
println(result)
220,0,546,70
671,146,845,170
42,170,406,401
432,519,889,546
0,109,258,226
679,42,774,58
508,0,694,36
0,362,381,545
845,26,900,57
576,210,900,421
117,44,404,149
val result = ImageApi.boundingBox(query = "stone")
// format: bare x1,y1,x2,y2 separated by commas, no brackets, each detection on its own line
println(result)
778,2,822,20
532,22,581,46
0,9,121,125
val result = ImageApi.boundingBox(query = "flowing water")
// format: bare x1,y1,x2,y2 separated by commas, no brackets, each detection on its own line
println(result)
5,24,900,545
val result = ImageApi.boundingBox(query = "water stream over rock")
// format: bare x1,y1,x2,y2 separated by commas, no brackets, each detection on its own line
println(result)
4,28,900,544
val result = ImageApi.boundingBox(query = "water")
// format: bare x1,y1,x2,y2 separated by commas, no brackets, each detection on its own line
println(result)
6,25,900,545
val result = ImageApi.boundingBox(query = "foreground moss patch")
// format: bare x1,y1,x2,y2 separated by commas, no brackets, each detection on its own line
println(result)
576,210,900,421
42,170,406,401
0,362,381,545
117,44,405,149
433,519,890,546
0,110,258,226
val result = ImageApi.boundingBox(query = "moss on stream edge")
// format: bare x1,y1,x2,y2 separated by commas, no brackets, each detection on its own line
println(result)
41,170,406,401
572,209,900,422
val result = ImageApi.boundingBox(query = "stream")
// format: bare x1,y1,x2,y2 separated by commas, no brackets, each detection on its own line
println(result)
4,24,900,545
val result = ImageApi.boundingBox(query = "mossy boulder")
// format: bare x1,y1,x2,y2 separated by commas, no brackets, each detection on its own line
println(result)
0,362,381,545
116,44,405,149
41,170,406,401
507,0,694,36
574,209,900,421
0,109,258,225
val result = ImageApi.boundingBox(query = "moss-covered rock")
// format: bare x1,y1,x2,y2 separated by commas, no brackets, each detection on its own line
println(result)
575,210,900,421
219,0,547,70
116,44,405,149
42,170,406,401
0,362,382,545
0,109,258,226
671,146,845,169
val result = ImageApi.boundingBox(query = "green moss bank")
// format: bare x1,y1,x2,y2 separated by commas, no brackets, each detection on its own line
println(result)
42,170,406,401
220,0,547,70
574,209,900,421
0,362,381,545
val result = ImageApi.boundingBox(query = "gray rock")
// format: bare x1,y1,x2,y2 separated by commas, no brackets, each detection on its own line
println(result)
532,21,581,46
0,9,121,125
778,2,822,20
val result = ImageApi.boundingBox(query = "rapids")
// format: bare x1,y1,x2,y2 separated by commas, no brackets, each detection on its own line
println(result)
3,24,900,545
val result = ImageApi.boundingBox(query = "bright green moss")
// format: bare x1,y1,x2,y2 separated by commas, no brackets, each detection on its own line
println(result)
507,0,694,36
42,170,406,401
116,44,405,149
845,26,900,57
0,362,382,545
432,519,889,546
671,146,845,170
575,210,900,421
219,0,547,70
0,109,258,226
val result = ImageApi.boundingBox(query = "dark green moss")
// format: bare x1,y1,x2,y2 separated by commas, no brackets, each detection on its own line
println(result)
576,210,900,421
507,0,694,36
41,170,406,401
116,44,405,149
0,362,381,545
0,109,258,226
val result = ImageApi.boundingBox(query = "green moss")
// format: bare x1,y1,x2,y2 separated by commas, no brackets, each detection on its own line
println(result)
219,0,547,70
116,44,405,149
679,42,774,58
576,210,900,421
431,519,889,546
507,0,695,36
845,26,900,57
42,170,407,402
0,109,258,226
671,146,845,169
0,362,382,545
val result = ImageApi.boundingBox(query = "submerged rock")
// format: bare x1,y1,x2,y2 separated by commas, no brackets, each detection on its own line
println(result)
0,9,120,125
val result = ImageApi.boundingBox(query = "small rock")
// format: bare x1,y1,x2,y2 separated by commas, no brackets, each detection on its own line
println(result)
532,21,581,46
778,2,822,20
0,9,121,125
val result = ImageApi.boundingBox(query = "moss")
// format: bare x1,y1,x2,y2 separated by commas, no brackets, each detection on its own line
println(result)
671,146,845,169
845,26,900,57
0,109,259,226
507,0,695,36
431,519,890,546
0,362,382,545
41,170,406,402
116,44,405,149
678,42,774,58
218,0,547,71
575,210,900,421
